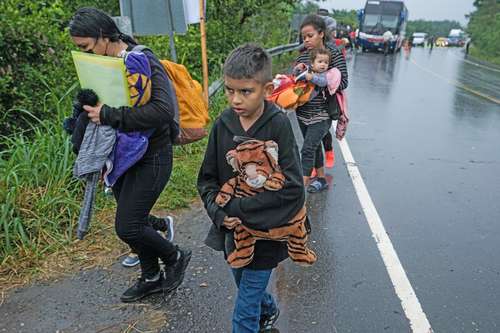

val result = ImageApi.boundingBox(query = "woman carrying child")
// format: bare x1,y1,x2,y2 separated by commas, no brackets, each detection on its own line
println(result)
294,14,348,193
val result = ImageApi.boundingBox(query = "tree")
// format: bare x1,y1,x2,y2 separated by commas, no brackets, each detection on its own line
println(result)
406,20,463,38
332,9,359,29
0,0,303,137
467,0,500,64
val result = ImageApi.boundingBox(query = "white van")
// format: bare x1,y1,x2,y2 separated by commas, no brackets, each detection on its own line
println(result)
412,32,427,46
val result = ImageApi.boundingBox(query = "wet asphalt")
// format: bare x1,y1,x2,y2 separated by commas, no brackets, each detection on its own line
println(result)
1,47,499,333
341,47,500,333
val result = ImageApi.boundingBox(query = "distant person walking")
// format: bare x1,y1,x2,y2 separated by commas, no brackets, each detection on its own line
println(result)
403,39,412,59
383,29,393,55
317,8,337,39
428,36,435,50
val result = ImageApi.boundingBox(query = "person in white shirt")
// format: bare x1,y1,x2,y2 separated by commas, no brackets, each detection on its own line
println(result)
382,30,393,55
383,30,393,42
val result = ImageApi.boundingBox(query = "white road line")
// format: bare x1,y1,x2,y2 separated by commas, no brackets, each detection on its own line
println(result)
448,51,500,73
337,138,433,333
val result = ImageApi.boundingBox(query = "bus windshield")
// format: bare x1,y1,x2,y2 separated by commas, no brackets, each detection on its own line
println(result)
363,14,380,27
380,15,399,29
382,2,403,15
361,0,405,34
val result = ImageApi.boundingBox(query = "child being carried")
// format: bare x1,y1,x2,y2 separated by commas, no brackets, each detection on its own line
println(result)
268,47,331,110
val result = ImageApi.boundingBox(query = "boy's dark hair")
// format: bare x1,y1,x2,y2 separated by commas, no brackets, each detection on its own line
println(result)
300,14,328,44
310,48,330,63
69,7,136,45
223,43,272,83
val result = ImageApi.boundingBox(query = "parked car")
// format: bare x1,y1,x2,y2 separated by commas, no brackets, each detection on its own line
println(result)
447,29,466,47
412,32,427,46
435,37,448,47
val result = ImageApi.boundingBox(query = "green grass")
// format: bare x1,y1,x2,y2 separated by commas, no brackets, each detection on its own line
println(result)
0,52,296,274
470,47,500,67
0,84,230,272
0,82,81,265
157,92,227,210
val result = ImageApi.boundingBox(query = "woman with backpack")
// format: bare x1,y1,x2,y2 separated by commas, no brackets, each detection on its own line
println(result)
69,7,191,302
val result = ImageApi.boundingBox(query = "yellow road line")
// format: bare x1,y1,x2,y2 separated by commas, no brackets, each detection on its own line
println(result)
410,58,500,105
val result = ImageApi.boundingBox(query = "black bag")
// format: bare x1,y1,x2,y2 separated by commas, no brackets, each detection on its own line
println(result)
326,92,340,120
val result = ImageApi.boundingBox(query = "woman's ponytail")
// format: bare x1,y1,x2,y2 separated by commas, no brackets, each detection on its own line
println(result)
70,7,136,45
118,32,137,45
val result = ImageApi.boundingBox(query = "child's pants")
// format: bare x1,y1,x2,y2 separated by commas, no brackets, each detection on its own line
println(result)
298,119,332,176
322,120,337,152
231,268,278,333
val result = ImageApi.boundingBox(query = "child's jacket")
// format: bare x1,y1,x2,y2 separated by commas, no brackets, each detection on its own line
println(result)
197,102,305,269
104,50,153,186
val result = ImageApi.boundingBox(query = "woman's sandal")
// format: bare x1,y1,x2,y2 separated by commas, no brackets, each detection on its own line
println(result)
307,178,328,193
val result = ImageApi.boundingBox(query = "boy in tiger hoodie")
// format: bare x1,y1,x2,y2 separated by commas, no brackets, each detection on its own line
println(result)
197,43,305,332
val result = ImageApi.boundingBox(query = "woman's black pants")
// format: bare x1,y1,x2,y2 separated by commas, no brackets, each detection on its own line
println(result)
112,145,177,279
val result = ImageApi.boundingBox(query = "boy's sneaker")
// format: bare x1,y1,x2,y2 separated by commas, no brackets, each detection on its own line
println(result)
120,271,165,303
121,216,174,268
325,150,335,168
259,308,280,332
122,253,140,267
162,247,192,293
162,216,175,242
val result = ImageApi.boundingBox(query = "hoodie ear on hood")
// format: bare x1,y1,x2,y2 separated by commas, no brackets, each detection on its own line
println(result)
226,149,239,172
264,140,279,164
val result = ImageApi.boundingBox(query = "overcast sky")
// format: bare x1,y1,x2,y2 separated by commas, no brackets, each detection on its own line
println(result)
317,0,475,24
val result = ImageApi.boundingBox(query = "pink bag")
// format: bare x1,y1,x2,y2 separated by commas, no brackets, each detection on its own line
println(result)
325,68,349,140
335,91,349,140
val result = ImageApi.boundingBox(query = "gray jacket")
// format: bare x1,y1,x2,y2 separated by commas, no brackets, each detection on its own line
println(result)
73,122,116,239
74,123,116,178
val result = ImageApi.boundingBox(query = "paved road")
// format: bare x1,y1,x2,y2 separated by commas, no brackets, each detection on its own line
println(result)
337,48,500,333
277,48,500,332
1,48,499,333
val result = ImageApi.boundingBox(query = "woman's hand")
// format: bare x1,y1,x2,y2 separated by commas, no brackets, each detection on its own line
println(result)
83,103,103,125
305,73,313,81
223,216,242,230
294,63,307,72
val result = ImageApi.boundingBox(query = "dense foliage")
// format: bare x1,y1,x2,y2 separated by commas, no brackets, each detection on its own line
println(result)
406,20,463,38
0,0,119,137
0,0,300,271
467,0,500,65
0,0,297,137
295,2,358,29
332,9,359,30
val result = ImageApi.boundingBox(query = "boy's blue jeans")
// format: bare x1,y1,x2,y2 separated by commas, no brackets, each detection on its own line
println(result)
231,268,278,333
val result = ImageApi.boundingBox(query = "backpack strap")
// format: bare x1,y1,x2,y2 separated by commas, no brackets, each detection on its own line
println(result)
131,45,181,144
131,44,152,53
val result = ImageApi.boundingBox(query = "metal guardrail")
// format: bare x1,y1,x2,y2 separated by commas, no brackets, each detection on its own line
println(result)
208,42,301,99
267,42,301,56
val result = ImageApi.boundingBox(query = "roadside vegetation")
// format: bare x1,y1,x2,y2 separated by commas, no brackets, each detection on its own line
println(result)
406,20,463,38
0,0,300,287
467,0,500,65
